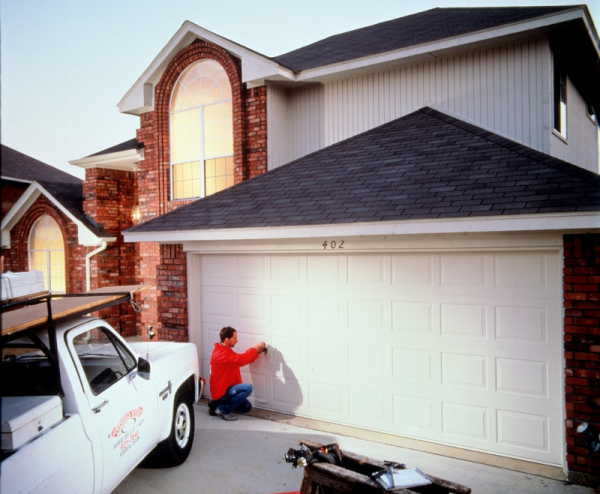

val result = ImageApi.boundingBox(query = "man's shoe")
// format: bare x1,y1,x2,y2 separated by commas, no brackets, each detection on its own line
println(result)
215,409,237,421
208,400,217,416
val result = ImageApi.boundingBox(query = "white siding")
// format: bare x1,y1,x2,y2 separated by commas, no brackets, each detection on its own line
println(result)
267,38,554,170
549,76,600,173
267,84,324,170
323,38,551,152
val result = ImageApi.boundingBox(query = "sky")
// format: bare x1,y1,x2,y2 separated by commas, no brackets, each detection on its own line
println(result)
2,0,599,179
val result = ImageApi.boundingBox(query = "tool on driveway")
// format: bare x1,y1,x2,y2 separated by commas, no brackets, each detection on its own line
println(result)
283,439,471,493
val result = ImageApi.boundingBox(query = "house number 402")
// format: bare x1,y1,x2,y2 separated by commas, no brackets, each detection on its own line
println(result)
322,240,344,250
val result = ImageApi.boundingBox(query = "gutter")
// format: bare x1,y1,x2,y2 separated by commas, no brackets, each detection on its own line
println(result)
86,242,108,291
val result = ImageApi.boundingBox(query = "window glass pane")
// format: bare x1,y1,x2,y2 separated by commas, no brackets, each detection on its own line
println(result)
171,60,233,200
29,216,65,293
205,177,216,197
72,327,136,396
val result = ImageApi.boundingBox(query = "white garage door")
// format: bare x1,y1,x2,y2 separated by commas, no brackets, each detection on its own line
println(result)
197,250,563,465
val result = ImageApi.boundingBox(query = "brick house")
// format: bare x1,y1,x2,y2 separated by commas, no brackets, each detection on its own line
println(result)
3,6,600,485
1,143,139,334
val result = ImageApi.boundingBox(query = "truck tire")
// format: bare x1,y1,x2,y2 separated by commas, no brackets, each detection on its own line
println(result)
141,389,195,468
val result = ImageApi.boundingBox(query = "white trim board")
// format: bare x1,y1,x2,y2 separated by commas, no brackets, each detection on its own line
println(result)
123,211,600,244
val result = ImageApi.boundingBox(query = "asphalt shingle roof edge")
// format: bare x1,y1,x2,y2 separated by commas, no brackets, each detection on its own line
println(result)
271,6,582,73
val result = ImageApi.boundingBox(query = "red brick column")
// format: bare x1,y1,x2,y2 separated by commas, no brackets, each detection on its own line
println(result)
156,244,188,341
83,167,138,335
564,234,600,486
245,86,268,178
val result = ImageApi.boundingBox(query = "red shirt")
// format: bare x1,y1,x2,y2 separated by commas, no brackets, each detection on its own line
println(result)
209,343,259,401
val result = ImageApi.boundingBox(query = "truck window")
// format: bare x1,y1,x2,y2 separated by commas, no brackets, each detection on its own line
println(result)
72,327,136,395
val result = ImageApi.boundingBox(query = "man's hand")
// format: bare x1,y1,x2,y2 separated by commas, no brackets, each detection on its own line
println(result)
254,341,267,354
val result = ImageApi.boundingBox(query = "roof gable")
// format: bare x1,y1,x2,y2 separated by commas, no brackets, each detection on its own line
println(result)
124,107,600,241
118,21,287,115
1,181,115,248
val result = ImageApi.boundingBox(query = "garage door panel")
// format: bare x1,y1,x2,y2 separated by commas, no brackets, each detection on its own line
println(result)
392,348,434,382
308,340,343,370
347,255,386,284
197,249,563,466
441,353,488,389
348,388,386,422
272,374,305,410
393,394,436,430
348,298,389,331
237,291,268,322
348,343,387,376
271,255,304,282
308,381,344,414
392,254,435,286
308,296,343,327
392,301,433,333
241,370,268,404
270,335,305,365
307,255,343,283
271,294,305,324
442,401,489,441
441,254,488,288
441,303,488,338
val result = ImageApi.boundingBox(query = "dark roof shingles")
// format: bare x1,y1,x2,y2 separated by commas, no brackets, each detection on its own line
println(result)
273,7,576,72
1,145,112,238
128,107,600,234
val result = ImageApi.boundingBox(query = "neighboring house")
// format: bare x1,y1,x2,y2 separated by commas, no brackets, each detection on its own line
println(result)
0,144,138,334
5,5,599,484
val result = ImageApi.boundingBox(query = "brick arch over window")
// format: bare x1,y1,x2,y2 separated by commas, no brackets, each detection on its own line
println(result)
7,199,82,293
138,40,245,216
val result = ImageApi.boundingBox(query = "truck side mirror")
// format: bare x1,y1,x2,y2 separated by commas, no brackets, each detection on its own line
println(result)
138,357,151,380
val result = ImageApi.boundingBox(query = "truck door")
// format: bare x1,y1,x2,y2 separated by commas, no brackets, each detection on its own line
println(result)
67,324,158,494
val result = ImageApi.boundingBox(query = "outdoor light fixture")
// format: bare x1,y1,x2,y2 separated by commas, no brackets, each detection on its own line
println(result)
131,205,141,225
576,422,600,453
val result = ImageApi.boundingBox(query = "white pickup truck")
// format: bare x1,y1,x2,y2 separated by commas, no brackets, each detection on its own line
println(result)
1,286,204,494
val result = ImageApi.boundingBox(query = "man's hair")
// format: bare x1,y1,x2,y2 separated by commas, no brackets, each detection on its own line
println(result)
220,326,237,342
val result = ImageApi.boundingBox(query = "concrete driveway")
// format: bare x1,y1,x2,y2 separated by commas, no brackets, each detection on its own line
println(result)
114,402,593,494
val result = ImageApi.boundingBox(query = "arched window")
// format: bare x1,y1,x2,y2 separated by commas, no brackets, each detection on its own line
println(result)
170,60,234,200
28,215,66,293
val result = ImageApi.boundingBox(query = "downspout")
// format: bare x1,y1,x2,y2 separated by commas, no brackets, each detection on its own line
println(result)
86,242,107,291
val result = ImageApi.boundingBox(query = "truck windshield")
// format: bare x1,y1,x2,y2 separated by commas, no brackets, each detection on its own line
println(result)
72,327,136,395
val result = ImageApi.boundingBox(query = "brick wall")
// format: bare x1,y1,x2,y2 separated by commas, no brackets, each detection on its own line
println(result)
156,244,188,341
564,233,600,486
83,167,138,335
245,86,268,178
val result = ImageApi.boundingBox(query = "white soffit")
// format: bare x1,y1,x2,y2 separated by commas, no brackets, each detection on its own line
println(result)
1,182,116,248
118,21,290,115
69,148,144,172
123,211,600,244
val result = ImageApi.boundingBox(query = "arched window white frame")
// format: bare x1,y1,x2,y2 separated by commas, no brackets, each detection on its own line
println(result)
28,215,66,293
170,59,234,200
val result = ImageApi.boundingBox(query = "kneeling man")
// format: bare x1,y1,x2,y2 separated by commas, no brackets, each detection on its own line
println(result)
209,326,266,421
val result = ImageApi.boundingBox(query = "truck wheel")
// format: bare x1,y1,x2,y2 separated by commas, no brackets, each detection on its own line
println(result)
142,389,195,468
164,390,195,466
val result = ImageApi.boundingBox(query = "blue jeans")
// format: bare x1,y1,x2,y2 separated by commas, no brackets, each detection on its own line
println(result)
216,383,253,415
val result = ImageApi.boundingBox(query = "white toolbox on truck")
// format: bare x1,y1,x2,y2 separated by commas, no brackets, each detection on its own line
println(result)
1,396,63,450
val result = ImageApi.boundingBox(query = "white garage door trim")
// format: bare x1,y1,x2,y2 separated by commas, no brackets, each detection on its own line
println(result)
187,232,565,468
